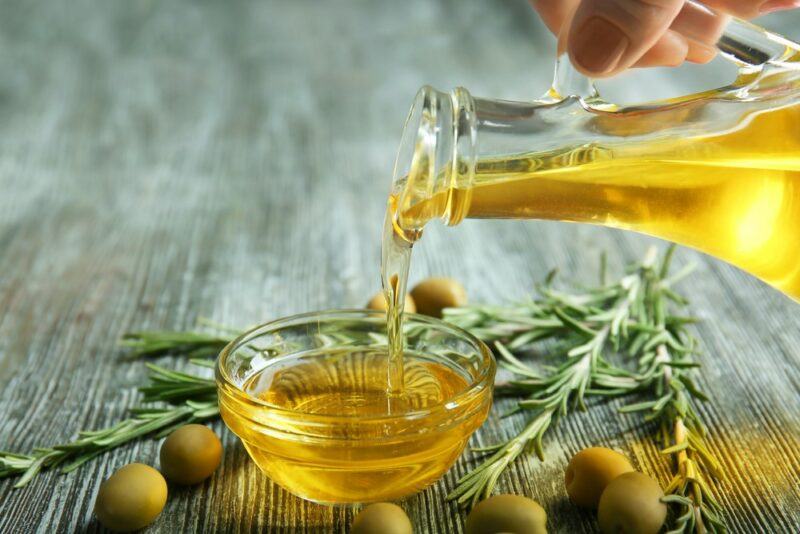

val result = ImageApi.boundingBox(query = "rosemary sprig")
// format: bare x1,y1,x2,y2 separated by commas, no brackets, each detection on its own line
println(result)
444,246,726,532
0,361,219,487
445,251,651,508
120,330,232,360
618,247,726,533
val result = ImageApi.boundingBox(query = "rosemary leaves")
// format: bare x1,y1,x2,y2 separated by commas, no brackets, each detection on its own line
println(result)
0,361,218,488
444,245,725,532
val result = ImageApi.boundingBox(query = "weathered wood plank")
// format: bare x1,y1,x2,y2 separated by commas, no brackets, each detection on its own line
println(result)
0,1,798,532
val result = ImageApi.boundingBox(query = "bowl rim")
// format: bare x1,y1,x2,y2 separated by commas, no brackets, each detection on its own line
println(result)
215,308,496,423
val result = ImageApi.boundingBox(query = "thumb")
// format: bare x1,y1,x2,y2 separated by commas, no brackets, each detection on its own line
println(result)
567,0,685,77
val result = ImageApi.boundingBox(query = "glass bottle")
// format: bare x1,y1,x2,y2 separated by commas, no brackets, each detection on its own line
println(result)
388,13,800,300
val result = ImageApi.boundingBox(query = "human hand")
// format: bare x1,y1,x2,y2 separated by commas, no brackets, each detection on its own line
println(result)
531,0,800,77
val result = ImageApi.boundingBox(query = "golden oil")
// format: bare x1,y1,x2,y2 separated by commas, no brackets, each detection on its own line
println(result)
219,347,489,503
393,101,800,300
381,198,416,395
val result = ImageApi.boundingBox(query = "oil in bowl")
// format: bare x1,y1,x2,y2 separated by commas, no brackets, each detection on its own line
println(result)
216,310,495,504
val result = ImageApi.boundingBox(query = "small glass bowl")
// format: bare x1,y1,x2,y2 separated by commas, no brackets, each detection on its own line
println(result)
216,309,495,504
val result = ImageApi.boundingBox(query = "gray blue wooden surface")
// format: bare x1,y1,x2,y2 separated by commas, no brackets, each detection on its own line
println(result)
1,1,799,532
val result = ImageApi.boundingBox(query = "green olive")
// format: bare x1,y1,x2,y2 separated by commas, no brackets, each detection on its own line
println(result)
409,277,467,318
598,472,667,534
351,503,413,534
159,424,223,485
465,494,547,534
94,463,167,532
565,447,634,508
366,292,417,314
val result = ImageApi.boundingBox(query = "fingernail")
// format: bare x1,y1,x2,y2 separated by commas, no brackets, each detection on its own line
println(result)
572,17,629,75
760,0,800,15
662,31,690,66
686,41,718,64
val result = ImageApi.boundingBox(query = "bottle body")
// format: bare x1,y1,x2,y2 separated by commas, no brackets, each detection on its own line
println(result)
389,21,800,299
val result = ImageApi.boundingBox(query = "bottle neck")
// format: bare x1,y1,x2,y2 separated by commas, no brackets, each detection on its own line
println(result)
389,86,476,238
390,84,586,235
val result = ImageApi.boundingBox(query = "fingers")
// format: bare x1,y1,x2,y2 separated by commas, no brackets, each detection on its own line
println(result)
567,0,686,77
632,30,689,68
532,0,799,77
703,0,800,19
532,0,713,73
670,2,729,47
684,40,718,64
668,3,728,65
629,28,715,68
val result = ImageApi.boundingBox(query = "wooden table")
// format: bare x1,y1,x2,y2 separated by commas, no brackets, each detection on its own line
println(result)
1,1,798,532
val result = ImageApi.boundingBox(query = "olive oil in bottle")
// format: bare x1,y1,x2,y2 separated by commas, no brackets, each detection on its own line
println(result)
392,100,800,300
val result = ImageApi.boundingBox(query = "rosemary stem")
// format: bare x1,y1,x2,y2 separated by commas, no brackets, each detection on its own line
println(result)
1,363,218,487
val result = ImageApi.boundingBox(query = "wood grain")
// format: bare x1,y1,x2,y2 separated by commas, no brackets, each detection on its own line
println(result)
0,1,798,532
